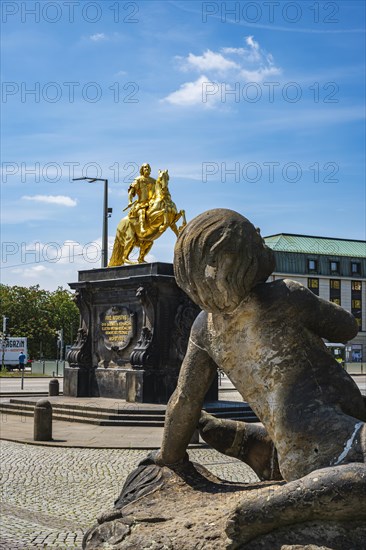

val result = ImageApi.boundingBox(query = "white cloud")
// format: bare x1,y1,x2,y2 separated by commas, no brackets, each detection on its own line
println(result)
162,76,219,108
246,35,259,51
88,32,123,43
89,33,107,42
221,47,246,55
163,36,281,107
22,195,78,207
0,233,167,290
26,265,47,277
1,238,102,290
239,66,281,82
181,50,240,73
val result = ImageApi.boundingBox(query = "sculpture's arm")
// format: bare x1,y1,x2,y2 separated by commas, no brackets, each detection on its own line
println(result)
158,325,218,465
127,180,138,205
286,279,358,342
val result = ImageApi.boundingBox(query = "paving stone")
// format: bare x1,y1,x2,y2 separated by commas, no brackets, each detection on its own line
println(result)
0,441,258,548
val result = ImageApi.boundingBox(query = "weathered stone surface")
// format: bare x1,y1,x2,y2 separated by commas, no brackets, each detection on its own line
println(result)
226,462,366,547
83,461,366,550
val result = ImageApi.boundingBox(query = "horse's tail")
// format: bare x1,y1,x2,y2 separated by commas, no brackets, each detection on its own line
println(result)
108,234,125,267
108,217,132,266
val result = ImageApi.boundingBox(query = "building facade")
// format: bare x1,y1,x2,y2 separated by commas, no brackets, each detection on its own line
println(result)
264,234,366,362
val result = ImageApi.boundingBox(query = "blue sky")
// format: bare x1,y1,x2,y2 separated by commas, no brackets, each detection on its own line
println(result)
1,0,365,290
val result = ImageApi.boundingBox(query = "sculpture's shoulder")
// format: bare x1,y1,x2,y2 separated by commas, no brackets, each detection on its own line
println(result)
281,278,320,305
252,279,313,312
253,278,302,299
282,278,308,292
132,175,144,186
128,177,140,191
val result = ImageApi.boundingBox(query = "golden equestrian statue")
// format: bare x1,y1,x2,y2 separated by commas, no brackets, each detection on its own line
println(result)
108,163,186,266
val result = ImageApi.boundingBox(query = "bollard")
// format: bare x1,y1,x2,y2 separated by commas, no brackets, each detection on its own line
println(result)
49,378,59,396
34,399,52,441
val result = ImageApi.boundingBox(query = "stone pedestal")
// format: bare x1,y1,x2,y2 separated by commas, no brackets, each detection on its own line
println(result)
65,263,218,404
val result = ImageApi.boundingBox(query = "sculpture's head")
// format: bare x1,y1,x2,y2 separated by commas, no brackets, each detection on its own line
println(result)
174,209,275,313
140,163,151,176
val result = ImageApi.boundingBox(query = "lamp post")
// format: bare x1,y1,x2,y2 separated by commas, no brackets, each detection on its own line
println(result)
72,177,112,268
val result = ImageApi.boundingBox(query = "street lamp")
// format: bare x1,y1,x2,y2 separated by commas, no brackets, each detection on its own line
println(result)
72,177,112,268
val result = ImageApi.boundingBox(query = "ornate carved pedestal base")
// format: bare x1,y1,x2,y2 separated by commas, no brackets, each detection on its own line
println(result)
65,263,217,403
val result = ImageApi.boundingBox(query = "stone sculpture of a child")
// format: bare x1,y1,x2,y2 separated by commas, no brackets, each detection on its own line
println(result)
156,208,366,483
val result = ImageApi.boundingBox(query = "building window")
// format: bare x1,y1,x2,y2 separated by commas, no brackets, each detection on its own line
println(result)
351,280,362,331
330,280,340,289
330,279,341,305
308,259,317,272
308,278,319,296
330,261,339,273
351,344,362,362
351,281,362,292
355,318,362,328
351,262,361,275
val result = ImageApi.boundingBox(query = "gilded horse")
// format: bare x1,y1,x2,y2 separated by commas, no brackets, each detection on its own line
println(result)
108,170,186,266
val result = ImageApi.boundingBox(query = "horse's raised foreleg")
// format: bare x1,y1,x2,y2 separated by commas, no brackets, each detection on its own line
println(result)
170,222,180,237
169,210,186,237
178,209,186,232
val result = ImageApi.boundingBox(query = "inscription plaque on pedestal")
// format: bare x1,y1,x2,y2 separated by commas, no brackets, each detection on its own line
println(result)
100,307,135,353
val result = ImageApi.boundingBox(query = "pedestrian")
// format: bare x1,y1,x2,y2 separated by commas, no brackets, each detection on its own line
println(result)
18,351,26,371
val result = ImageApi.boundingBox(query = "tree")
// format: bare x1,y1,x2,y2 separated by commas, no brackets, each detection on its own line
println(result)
0,284,80,359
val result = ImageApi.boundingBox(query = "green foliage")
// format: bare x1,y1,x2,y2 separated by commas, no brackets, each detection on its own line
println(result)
0,284,79,359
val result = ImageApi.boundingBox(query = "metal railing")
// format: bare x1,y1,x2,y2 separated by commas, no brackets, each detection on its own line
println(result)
345,362,365,375
31,360,66,377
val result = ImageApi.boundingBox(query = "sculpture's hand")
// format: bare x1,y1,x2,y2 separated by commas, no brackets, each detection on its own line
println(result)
114,450,190,510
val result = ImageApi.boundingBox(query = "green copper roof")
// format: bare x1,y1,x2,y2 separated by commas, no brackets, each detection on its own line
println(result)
264,234,366,258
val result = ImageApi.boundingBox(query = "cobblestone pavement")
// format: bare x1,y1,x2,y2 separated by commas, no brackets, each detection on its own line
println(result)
0,440,258,549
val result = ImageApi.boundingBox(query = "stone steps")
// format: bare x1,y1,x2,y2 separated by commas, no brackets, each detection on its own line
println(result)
0,399,259,427
0,402,166,427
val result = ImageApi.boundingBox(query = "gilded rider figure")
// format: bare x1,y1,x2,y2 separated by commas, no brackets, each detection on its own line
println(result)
128,163,156,235
108,165,186,266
